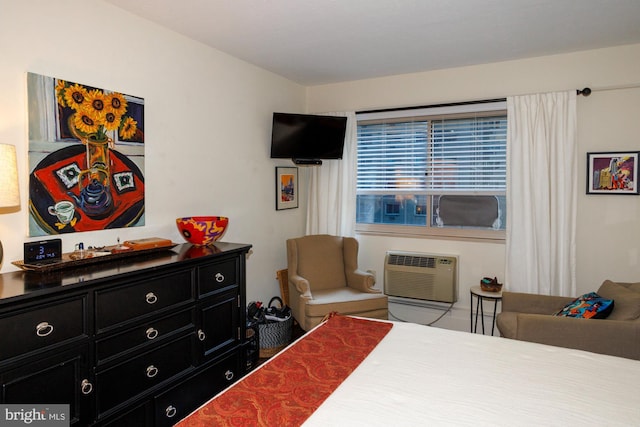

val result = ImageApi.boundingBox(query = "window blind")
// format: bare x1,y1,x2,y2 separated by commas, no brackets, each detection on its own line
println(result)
427,116,507,192
357,116,506,193
357,121,428,192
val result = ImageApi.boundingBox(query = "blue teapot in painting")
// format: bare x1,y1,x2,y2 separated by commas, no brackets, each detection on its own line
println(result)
68,167,113,218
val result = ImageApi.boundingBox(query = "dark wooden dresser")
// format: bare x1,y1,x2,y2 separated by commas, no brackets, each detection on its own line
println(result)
0,242,252,426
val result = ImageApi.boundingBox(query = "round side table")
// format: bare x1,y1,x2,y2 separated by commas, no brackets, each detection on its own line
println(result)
470,285,503,336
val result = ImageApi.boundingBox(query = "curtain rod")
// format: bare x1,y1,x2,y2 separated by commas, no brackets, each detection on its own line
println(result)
357,98,506,115
577,83,640,96
358,83,640,113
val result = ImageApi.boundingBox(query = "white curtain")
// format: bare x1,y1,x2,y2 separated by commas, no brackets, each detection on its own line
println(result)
305,112,357,237
506,91,577,296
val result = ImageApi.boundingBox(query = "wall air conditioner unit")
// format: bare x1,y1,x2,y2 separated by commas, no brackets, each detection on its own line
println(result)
384,251,458,303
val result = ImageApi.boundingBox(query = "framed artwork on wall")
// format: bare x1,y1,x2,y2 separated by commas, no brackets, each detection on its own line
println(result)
586,151,639,195
276,167,298,210
27,72,146,236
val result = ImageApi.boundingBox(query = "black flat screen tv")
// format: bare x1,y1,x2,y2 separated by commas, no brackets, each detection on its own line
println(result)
270,113,347,164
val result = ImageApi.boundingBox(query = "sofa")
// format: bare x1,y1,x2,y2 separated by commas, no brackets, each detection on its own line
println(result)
496,280,640,360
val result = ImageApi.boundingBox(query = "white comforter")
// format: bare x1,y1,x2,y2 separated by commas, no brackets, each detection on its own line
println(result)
303,320,640,426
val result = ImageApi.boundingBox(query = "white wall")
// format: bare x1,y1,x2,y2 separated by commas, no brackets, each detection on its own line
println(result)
307,44,640,329
0,0,307,304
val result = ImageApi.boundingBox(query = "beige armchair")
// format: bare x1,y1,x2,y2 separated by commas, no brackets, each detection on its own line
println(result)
287,234,388,331
496,280,640,360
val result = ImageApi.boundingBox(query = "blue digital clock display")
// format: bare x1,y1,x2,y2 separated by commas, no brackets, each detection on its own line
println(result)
24,239,62,264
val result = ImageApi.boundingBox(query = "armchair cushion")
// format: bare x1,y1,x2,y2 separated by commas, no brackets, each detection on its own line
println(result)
292,235,348,290
305,288,389,318
501,291,572,315
597,280,640,320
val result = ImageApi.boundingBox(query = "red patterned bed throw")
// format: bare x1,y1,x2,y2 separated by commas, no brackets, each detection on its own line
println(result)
177,315,393,427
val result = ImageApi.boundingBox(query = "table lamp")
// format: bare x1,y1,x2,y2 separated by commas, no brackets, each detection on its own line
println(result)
0,143,20,265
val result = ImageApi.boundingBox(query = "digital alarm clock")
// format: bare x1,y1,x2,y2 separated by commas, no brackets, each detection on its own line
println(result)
24,238,62,265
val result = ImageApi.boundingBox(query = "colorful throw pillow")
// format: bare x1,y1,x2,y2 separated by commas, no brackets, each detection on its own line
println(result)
553,292,614,319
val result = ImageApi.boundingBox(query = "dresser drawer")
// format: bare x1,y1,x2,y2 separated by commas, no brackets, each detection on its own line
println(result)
154,351,239,427
198,258,238,296
0,296,87,362
101,402,151,427
96,334,196,416
95,269,194,331
95,309,195,364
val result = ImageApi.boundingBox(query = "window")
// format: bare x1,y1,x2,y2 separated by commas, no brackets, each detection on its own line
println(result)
356,101,507,240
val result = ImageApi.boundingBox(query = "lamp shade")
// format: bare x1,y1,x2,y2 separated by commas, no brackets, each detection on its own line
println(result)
0,144,19,208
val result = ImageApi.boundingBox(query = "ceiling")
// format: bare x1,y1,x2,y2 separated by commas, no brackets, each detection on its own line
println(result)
104,0,640,86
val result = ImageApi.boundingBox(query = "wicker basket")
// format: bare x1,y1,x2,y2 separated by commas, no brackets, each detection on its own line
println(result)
480,277,503,292
258,316,293,358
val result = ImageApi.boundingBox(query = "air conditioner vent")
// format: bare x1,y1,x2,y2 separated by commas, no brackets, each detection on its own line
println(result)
384,251,458,303
387,254,436,269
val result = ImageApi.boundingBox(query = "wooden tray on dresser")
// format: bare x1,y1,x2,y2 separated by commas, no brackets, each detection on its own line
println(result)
13,237,177,272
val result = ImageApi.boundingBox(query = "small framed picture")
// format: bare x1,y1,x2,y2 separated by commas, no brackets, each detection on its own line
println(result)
275,167,298,210
586,151,639,195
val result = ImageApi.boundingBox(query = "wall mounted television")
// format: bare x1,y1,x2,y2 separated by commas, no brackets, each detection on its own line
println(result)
270,113,347,165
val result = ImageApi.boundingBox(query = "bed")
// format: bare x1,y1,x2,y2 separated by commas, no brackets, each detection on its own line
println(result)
178,314,640,426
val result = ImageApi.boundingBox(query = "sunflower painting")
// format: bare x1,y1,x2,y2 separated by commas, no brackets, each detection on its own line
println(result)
27,72,145,236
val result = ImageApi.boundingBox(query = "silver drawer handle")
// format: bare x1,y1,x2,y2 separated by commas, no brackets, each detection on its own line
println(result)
165,405,177,418
146,327,159,340
214,272,224,283
197,329,206,341
81,379,93,395
36,322,54,337
146,365,159,378
145,292,158,304
224,370,234,381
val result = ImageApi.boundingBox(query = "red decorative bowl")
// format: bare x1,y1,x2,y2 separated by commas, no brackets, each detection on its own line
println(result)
176,216,229,246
